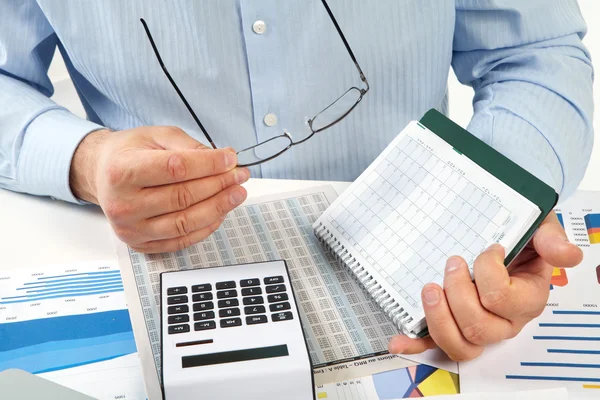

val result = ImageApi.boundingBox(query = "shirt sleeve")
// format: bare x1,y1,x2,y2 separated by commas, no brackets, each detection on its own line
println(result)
0,0,103,203
453,0,594,199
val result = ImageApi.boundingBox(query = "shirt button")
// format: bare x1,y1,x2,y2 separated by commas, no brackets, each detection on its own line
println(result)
263,113,278,127
252,20,267,34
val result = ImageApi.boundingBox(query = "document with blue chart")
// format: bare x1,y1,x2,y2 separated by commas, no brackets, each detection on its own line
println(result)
460,190,600,399
0,261,146,399
117,186,410,399
313,110,555,338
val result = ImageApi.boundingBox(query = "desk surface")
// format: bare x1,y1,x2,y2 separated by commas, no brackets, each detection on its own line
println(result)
2,175,598,270
0,179,349,271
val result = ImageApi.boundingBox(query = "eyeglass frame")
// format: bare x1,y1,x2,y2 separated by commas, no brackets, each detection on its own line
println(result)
140,0,369,167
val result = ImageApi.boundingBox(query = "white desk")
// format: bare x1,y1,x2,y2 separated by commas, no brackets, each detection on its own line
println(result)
0,179,348,270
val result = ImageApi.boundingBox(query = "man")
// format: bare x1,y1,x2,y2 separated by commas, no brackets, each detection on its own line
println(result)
0,1,592,361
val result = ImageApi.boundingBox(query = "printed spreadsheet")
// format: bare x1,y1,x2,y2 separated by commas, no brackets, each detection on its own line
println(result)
323,122,540,311
123,187,402,382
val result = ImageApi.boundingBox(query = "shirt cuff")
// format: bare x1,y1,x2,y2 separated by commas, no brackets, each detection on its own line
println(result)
16,108,104,204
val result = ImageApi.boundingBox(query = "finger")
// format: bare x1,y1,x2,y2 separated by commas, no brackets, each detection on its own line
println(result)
388,335,436,355
131,219,223,254
123,147,238,187
532,212,583,268
138,167,250,218
444,256,512,345
421,283,483,361
151,126,211,150
139,185,247,241
474,244,547,320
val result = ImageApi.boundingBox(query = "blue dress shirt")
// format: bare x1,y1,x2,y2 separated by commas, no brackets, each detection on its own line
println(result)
0,0,594,203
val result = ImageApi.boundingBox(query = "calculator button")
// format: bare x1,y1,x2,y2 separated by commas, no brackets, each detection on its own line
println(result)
241,287,262,296
168,324,190,334
220,318,242,328
167,286,187,295
167,295,188,305
265,284,286,294
219,308,241,318
243,296,264,305
216,281,236,290
246,315,268,325
272,312,293,322
264,276,284,285
193,311,215,321
240,278,260,287
269,302,291,312
191,284,212,293
218,299,239,308
192,292,213,302
168,314,190,324
217,289,238,299
244,305,266,315
267,293,289,303
168,305,189,314
193,301,214,312
194,321,216,331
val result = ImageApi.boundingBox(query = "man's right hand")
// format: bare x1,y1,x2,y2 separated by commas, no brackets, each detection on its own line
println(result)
69,126,249,253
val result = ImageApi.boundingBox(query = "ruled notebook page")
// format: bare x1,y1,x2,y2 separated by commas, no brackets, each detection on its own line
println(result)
315,121,541,332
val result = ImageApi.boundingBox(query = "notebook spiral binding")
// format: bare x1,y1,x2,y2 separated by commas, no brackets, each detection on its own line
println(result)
314,222,416,337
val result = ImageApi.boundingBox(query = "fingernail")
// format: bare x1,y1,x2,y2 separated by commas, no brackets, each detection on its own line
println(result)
423,287,440,305
235,168,250,184
388,338,404,354
230,189,246,205
225,150,237,168
445,257,462,273
486,243,504,253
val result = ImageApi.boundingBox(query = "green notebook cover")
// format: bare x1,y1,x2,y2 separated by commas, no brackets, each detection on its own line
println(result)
418,109,559,265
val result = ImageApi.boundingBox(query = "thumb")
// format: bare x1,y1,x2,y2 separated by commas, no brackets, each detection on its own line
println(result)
532,212,582,268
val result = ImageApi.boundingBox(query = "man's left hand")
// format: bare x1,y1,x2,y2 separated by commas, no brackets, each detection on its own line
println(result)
388,211,583,361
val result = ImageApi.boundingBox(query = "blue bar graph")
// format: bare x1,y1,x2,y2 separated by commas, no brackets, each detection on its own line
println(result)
505,306,600,388
1,270,124,304
19,278,122,291
553,310,600,315
0,310,136,374
533,336,600,341
540,323,600,328
548,349,600,355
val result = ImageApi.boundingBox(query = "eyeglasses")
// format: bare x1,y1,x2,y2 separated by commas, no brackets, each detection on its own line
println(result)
140,0,369,167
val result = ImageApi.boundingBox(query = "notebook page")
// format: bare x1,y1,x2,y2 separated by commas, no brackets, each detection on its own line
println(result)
316,121,540,331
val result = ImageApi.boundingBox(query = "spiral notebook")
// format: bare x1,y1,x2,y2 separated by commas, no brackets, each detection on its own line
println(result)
313,109,558,338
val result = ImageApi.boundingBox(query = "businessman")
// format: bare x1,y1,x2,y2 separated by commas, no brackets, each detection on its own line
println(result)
0,0,592,360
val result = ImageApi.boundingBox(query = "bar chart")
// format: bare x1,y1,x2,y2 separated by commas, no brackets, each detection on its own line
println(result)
461,191,600,399
0,262,145,399
505,309,600,388
585,213,600,244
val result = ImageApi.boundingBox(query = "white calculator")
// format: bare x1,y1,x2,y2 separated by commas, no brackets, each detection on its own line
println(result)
160,260,315,400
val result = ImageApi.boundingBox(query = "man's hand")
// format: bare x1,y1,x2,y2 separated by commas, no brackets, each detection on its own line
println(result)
388,212,583,361
70,126,249,253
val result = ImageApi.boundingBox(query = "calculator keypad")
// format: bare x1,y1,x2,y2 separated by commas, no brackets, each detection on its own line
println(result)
165,276,293,335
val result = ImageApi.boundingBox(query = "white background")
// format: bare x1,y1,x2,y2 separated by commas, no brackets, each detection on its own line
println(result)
47,0,599,191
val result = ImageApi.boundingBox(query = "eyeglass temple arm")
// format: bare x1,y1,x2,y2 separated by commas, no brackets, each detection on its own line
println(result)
320,0,369,90
139,18,217,149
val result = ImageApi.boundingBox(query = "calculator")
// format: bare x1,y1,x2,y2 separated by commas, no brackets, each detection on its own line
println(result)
160,260,315,400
